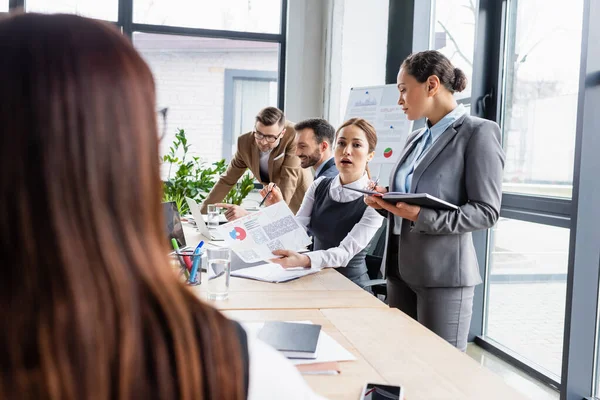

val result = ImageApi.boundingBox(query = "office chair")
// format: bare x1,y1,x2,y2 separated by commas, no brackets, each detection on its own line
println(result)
360,219,387,301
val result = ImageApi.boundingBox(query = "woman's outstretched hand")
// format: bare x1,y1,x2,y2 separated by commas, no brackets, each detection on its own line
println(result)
270,249,311,269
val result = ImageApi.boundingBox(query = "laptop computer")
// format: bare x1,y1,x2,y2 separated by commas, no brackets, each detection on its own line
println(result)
162,201,187,248
185,197,224,241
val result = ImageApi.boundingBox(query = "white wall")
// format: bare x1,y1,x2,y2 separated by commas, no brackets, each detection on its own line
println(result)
137,47,278,168
284,0,327,122
325,0,389,126
325,0,389,127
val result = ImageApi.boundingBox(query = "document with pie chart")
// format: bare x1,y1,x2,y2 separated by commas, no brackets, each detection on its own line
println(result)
215,201,312,263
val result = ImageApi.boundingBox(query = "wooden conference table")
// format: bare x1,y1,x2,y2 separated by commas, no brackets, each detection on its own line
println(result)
183,225,528,400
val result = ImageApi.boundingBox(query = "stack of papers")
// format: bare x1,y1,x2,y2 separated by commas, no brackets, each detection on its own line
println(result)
231,263,319,283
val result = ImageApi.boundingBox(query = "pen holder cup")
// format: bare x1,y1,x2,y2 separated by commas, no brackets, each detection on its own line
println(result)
175,250,205,286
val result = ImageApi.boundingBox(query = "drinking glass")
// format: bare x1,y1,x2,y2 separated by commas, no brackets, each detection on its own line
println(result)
206,247,231,300
207,204,219,229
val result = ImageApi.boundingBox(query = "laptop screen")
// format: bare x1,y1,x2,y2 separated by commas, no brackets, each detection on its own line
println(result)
162,201,186,248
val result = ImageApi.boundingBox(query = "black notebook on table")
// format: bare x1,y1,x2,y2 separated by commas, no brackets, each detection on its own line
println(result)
257,321,322,359
343,186,459,211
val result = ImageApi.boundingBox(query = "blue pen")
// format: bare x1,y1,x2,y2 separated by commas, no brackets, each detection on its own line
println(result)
189,241,204,283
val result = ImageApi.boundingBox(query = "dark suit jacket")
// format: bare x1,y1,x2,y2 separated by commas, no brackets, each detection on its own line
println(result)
315,158,338,179
201,121,313,214
383,114,505,287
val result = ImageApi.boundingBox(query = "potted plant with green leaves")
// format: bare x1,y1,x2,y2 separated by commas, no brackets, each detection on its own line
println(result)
162,128,255,215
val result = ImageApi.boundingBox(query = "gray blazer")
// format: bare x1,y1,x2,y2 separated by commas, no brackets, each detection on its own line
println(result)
383,114,505,287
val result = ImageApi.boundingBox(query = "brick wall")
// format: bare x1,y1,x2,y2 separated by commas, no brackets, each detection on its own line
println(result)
137,48,278,178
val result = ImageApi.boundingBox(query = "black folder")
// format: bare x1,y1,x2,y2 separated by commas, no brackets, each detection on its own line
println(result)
343,186,459,211
257,321,322,359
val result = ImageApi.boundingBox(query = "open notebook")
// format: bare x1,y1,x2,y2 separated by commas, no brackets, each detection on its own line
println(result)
230,263,319,283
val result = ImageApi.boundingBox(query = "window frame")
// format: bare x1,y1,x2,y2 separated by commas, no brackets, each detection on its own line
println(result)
396,0,600,397
11,0,287,111
468,0,600,398
223,69,278,160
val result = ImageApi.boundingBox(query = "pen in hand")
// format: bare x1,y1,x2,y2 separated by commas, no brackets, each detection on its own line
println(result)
259,183,277,207
367,177,380,191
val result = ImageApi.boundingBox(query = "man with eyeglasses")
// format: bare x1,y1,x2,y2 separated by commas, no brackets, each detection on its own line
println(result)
201,107,312,220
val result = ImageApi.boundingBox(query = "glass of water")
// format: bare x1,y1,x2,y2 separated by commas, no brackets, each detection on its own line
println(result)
206,247,231,300
207,204,219,229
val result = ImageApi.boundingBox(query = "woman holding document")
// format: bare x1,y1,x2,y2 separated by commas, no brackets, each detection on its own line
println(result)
262,119,384,287
364,50,505,351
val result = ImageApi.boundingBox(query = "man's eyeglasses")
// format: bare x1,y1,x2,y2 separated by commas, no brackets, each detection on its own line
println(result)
157,107,168,141
253,128,284,143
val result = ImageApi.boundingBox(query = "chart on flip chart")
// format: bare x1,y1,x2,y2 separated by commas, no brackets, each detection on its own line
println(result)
344,84,413,187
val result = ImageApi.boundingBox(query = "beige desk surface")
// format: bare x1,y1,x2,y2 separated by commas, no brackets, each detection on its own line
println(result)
224,308,530,400
189,268,386,310
185,222,528,399
183,224,386,310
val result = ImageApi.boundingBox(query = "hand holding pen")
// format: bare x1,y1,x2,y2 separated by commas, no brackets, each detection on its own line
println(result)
366,177,380,191
259,183,282,207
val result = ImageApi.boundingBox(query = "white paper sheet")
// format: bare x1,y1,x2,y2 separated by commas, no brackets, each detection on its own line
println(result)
242,321,356,365
215,201,312,263
231,263,319,283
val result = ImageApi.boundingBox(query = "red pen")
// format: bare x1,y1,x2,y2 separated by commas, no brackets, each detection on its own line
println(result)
182,254,193,271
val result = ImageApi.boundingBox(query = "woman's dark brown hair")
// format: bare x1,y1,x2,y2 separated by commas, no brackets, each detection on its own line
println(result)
401,50,467,93
0,13,245,399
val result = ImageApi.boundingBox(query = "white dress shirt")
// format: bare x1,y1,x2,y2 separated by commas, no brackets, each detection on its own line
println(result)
247,333,325,400
259,150,271,178
296,174,384,270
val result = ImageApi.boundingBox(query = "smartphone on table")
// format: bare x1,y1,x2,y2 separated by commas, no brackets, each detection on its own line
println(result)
360,382,404,400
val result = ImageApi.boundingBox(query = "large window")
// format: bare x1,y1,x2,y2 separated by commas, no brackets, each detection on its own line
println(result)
133,33,279,172
133,0,282,34
1,0,8,12
485,218,569,378
16,0,287,187
467,0,596,396
479,1,585,382
26,0,118,21
500,0,584,198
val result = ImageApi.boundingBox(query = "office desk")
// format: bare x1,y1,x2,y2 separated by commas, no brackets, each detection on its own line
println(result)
190,267,385,310
184,223,528,399
224,308,530,400
183,223,386,310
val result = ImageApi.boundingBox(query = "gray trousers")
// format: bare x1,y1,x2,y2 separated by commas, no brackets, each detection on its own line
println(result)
387,274,474,352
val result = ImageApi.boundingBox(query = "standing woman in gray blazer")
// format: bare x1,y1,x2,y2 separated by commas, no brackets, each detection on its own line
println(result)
365,50,505,352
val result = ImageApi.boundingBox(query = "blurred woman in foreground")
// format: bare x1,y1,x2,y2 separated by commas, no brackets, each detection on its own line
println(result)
0,13,322,400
